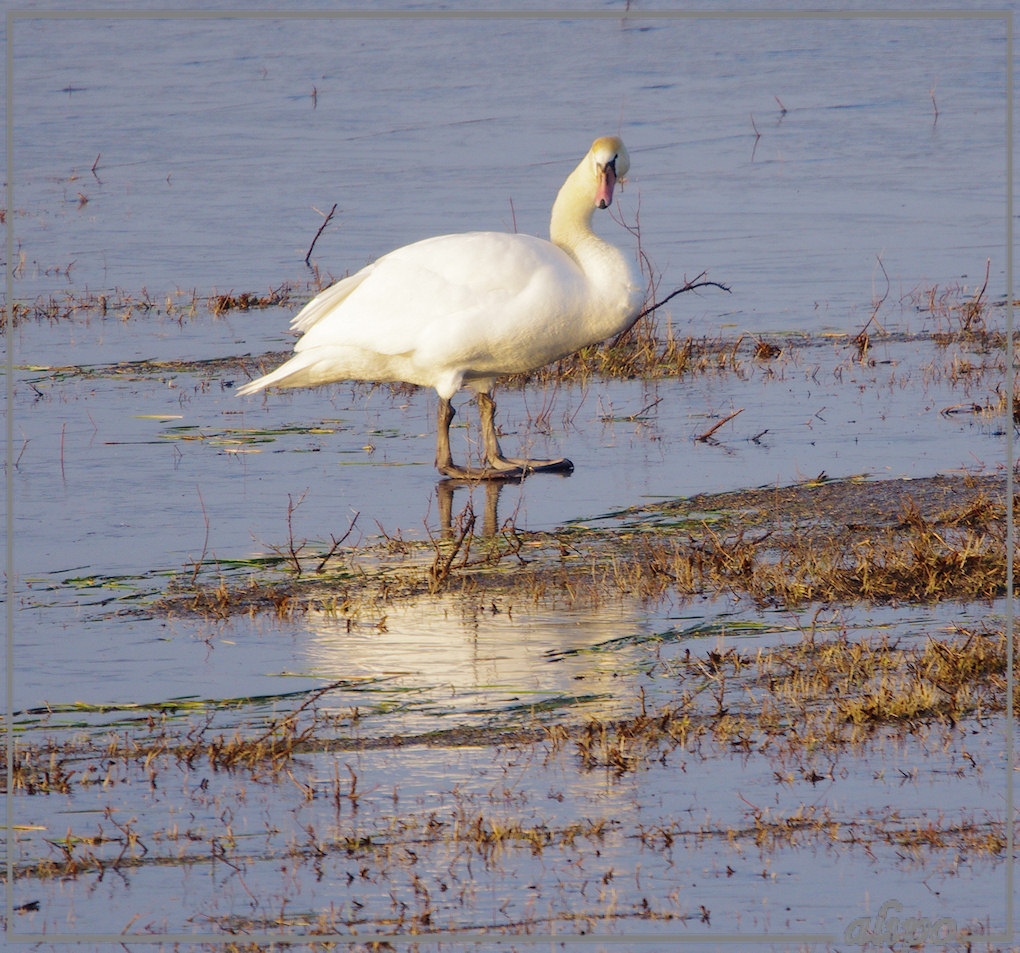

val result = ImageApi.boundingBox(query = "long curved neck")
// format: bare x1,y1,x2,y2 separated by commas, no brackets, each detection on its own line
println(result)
548,152,642,339
548,155,634,303
549,156,602,259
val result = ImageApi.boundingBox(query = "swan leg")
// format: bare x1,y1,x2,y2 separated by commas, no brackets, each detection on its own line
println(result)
477,392,574,474
435,397,457,474
435,396,524,481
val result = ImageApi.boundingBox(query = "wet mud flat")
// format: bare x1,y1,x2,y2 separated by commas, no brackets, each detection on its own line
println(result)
6,467,1015,949
167,470,1010,615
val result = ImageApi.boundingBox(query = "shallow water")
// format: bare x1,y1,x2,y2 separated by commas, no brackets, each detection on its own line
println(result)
4,8,1015,949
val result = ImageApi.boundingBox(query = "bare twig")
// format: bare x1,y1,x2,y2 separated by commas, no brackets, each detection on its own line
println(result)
315,511,360,573
602,397,663,422
696,407,744,443
285,490,310,575
854,253,890,356
428,502,476,591
638,272,732,322
609,272,731,348
190,487,210,586
632,197,661,308
608,273,730,348
627,397,663,421
611,194,660,311
750,114,762,162
305,203,338,266
872,252,891,315
964,257,991,331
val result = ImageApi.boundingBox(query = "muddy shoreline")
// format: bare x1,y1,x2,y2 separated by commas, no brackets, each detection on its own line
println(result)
163,472,1012,622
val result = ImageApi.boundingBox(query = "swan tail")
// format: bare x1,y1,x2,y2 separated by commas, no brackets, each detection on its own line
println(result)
236,352,329,396
290,268,372,334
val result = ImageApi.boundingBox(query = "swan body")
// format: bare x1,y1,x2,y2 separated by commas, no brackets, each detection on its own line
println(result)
238,136,643,479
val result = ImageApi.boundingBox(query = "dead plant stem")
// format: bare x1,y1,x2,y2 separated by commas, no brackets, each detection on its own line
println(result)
305,203,338,266
697,408,744,442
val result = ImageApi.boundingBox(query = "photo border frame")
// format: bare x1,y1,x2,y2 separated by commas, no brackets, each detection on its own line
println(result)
4,6,1014,948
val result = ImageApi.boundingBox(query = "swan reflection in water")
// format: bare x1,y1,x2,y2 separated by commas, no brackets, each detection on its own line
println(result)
436,478,504,539
296,585,654,730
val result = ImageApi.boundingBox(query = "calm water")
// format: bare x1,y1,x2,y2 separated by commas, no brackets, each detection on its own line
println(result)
3,8,1015,947
7,10,1010,551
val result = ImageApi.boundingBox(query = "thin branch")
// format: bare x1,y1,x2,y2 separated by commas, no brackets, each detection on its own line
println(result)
609,273,730,348
285,490,310,576
304,203,338,266
696,407,744,443
602,397,663,423
625,397,663,421
190,487,210,586
315,511,360,573
611,193,661,313
854,253,891,354
637,272,732,322
428,502,476,591
974,256,991,307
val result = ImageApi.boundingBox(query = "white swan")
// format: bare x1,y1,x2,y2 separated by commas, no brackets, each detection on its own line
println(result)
238,136,644,479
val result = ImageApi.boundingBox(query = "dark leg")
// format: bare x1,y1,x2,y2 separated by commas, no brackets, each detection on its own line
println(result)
435,397,457,474
435,395,524,480
477,392,573,474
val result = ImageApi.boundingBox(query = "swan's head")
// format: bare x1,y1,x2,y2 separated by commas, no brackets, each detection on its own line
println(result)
589,136,630,210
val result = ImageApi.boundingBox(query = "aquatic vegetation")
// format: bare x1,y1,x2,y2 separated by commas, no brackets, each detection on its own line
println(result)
6,615,1011,942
